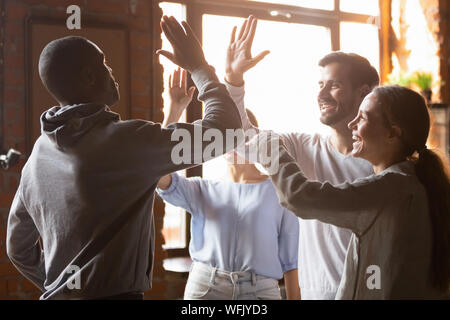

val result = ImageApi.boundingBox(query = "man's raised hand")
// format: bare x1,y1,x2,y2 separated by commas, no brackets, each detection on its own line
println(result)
225,15,270,86
156,16,207,72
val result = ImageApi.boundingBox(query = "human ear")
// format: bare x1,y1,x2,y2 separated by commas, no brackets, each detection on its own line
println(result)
388,124,402,141
80,66,96,87
359,84,371,99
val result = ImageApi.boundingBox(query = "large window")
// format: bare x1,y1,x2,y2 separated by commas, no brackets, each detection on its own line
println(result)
249,0,335,11
159,2,187,249
158,0,382,248
202,14,332,179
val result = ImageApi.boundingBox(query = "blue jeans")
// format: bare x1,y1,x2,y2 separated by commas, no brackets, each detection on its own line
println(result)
184,261,282,300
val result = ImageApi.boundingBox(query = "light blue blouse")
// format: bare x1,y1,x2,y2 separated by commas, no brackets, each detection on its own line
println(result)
156,173,299,280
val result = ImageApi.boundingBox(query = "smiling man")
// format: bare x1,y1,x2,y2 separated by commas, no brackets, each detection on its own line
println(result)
223,16,380,300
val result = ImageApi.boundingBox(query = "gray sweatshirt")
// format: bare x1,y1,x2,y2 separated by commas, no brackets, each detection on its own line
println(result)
268,142,443,299
6,65,242,299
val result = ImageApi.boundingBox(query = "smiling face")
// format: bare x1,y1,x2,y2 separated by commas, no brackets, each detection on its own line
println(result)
348,92,394,164
317,62,365,128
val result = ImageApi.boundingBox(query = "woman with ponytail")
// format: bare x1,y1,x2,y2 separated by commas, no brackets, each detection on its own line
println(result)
258,85,450,299
375,86,450,295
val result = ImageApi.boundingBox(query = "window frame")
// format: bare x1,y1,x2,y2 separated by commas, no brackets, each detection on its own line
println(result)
0,0,5,148
158,0,388,257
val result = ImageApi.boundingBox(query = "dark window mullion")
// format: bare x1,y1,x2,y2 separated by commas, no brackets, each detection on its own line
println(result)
200,7,334,28
195,0,339,19
179,2,203,255
331,20,340,51
184,3,203,177
194,0,338,26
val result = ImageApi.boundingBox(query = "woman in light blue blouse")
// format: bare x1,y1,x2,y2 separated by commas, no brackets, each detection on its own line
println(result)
156,68,300,300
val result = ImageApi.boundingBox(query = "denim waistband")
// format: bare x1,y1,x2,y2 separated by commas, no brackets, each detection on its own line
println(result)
191,261,272,284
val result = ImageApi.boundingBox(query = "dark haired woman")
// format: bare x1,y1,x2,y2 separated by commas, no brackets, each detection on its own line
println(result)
259,85,450,299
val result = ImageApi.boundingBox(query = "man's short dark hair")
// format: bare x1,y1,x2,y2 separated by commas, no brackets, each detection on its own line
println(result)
318,51,380,89
39,36,98,102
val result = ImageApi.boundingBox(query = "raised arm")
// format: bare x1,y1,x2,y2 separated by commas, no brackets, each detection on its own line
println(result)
6,189,45,291
224,15,270,131
158,16,242,131
225,15,270,87
136,16,243,178
157,68,195,190
162,67,195,128
260,135,399,235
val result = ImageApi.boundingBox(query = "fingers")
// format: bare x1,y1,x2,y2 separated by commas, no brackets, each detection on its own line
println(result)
181,21,202,45
229,26,237,45
251,50,270,66
241,15,254,42
181,69,187,94
173,67,181,88
161,16,186,53
168,74,173,89
187,86,196,100
237,18,248,40
166,16,186,38
156,49,176,64
181,21,193,38
246,17,258,48
160,18,177,45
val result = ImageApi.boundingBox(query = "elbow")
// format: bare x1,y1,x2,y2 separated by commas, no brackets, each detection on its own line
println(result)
279,196,301,217
6,236,27,266
279,195,310,220
6,240,20,263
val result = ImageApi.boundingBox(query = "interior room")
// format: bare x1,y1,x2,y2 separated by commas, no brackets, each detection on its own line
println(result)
0,0,448,300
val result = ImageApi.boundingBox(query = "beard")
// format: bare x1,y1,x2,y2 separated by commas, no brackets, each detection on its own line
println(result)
319,98,358,127
320,109,348,126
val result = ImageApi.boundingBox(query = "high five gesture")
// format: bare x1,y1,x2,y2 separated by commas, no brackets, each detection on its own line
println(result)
157,15,207,72
225,15,270,86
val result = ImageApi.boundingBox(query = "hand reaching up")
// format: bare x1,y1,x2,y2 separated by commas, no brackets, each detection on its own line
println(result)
157,16,207,72
163,67,196,127
225,15,270,86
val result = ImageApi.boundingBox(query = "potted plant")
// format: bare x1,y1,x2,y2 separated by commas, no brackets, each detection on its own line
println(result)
411,71,433,103
387,71,413,87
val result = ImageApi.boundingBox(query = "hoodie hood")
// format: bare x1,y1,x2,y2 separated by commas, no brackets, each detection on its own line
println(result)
41,103,120,148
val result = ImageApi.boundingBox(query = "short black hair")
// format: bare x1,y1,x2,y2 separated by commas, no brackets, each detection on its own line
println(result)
318,51,380,89
38,36,99,102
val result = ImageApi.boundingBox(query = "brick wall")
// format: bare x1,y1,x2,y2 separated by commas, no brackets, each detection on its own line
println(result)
439,0,449,103
0,0,185,300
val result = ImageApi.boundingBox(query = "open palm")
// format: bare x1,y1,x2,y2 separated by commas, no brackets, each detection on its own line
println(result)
167,67,195,124
225,16,270,84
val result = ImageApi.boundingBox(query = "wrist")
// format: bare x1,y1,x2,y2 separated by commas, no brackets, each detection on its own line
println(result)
165,108,184,124
225,72,244,87
189,61,211,73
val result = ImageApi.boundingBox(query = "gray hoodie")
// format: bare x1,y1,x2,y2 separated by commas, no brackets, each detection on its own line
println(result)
6,66,242,299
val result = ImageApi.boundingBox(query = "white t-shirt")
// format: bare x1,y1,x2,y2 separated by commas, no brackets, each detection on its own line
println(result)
225,82,374,299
